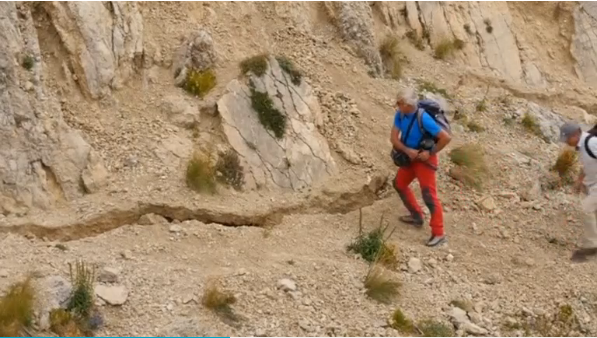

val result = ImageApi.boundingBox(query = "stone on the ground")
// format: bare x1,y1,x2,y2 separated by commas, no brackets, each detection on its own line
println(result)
157,317,213,337
97,267,120,284
34,275,73,330
138,213,168,225
476,196,497,212
408,257,422,273
277,278,297,292
173,28,217,86
95,284,129,306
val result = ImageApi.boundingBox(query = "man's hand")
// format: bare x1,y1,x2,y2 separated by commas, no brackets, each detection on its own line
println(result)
417,150,430,161
404,148,419,160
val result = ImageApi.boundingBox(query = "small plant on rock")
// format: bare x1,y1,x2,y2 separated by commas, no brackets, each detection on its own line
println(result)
50,309,84,337
463,23,472,34
249,85,287,139
521,113,546,140
240,54,269,77
186,152,217,194
476,99,487,112
0,278,35,337
215,150,245,191
433,38,464,60
364,265,401,304
417,80,451,100
418,319,455,337
202,281,241,324
467,121,485,133
183,68,217,98
347,209,398,269
551,148,578,186
448,143,488,190
22,55,34,70
484,18,494,34
276,56,302,86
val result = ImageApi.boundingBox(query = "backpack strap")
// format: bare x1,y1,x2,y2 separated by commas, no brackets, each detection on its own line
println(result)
400,113,418,144
585,135,597,159
415,108,430,135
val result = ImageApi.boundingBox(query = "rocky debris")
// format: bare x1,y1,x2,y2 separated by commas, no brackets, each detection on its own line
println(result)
520,180,542,201
173,28,217,86
157,317,213,337
514,102,566,142
95,284,129,306
0,2,108,211
34,275,73,330
408,257,422,273
448,307,488,336
97,267,120,284
138,213,168,225
43,1,143,98
476,195,497,212
323,1,383,76
277,278,297,292
217,56,337,191
160,95,200,129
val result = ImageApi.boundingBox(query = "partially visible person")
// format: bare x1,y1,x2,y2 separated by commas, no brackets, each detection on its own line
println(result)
390,88,452,247
559,122,597,262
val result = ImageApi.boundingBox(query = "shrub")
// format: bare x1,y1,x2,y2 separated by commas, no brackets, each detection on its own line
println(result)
183,68,217,98
50,309,84,337
379,35,403,79
67,261,95,321
391,309,415,334
276,56,302,86
476,99,487,112
215,150,245,191
364,265,401,304
434,38,464,60
463,24,472,34
417,80,451,99
484,18,493,34
249,86,287,139
0,278,35,337
418,319,455,337
449,143,488,190
240,54,269,77
22,55,34,70
467,121,485,133
201,281,241,324
405,30,425,51
551,149,578,187
186,152,217,194
347,209,397,269
521,113,546,140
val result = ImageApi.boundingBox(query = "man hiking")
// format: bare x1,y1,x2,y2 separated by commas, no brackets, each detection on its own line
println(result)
390,88,452,247
559,122,597,262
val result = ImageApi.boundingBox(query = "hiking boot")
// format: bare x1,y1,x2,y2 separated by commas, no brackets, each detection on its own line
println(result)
571,248,597,263
399,214,424,228
426,235,446,247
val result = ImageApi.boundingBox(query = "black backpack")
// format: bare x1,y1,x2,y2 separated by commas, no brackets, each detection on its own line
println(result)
416,99,451,137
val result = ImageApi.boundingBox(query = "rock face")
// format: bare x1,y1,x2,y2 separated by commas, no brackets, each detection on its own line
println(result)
514,102,566,143
0,2,107,212
572,2,597,86
217,56,337,191
173,28,217,86
43,1,143,98
323,2,383,76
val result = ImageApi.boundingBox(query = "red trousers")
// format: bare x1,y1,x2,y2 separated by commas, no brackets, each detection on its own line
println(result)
393,155,444,236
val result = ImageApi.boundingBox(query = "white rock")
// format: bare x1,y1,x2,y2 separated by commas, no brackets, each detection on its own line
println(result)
97,267,120,283
95,284,129,306
277,278,297,292
408,257,422,273
169,224,183,233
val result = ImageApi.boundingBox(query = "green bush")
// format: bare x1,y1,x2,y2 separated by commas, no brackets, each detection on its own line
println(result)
417,80,451,99
249,86,287,139
21,55,34,70
67,261,95,320
276,56,302,86
240,54,269,77
183,68,217,98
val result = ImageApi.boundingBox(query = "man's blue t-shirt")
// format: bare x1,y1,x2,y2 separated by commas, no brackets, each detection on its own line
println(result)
394,109,441,149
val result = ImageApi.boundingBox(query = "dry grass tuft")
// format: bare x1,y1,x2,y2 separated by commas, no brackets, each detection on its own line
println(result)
0,278,35,337
418,319,455,337
50,309,84,337
364,265,401,304
433,38,465,60
521,113,548,141
467,121,485,133
405,30,425,51
240,54,269,77
550,148,578,187
379,35,403,79
449,143,488,190
476,99,488,112
186,152,217,194
391,309,415,334
417,80,451,99
276,56,302,86
183,68,217,98
202,283,236,310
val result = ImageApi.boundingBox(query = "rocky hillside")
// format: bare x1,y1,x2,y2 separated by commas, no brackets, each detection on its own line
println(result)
2,1,597,337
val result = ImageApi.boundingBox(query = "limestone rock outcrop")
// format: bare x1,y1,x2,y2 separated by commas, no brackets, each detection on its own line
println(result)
43,1,143,99
217,56,337,191
0,2,107,213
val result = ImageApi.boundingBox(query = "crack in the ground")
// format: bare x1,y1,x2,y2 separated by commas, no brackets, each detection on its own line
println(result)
0,175,389,242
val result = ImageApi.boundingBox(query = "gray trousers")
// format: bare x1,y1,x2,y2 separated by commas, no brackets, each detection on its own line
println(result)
580,185,597,249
